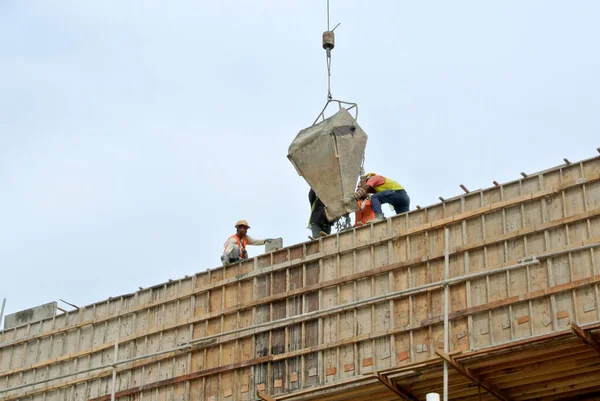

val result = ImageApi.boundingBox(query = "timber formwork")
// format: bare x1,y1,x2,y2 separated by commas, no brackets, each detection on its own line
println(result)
1,155,600,401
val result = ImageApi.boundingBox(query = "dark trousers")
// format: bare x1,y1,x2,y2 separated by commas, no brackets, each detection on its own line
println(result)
371,189,410,215
311,222,332,238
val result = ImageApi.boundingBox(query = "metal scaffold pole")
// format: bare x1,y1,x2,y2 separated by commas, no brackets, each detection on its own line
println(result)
111,321,121,401
443,227,450,401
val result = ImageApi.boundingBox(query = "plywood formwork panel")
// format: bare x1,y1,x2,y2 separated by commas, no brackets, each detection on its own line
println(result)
1,156,600,401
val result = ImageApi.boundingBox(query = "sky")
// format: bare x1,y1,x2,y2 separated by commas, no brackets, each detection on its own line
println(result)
1,1,599,327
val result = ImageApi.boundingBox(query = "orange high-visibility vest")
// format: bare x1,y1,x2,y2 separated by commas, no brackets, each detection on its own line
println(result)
224,235,247,258
355,199,375,226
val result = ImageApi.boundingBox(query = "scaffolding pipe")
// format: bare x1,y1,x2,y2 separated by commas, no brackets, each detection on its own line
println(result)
519,242,600,262
0,298,6,330
110,324,120,401
184,259,546,347
0,343,196,394
1,241,598,395
443,228,449,401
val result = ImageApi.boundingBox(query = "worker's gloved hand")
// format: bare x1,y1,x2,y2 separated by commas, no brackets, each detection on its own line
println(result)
355,187,367,199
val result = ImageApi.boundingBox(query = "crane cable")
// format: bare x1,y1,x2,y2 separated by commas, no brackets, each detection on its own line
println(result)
324,0,340,101
312,0,356,126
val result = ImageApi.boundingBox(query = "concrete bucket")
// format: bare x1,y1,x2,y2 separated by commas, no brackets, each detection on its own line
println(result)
288,108,368,221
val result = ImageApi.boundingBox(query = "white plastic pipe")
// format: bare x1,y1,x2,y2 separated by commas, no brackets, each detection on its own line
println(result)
427,393,441,401
0,298,6,330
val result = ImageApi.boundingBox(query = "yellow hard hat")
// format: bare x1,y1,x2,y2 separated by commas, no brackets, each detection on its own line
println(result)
360,172,375,182
235,220,251,229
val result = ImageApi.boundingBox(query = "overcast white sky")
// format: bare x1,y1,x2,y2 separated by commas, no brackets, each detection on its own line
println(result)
1,1,599,326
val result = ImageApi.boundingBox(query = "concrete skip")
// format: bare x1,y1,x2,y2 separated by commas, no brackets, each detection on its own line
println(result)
287,108,368,221
4,301,57,330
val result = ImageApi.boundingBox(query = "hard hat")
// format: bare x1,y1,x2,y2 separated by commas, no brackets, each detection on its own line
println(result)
235,220,251,229
360,172,375,182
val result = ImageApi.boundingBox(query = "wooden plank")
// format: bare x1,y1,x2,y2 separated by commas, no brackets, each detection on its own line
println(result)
511,372,600,400
485,353,599,383
468,341,589,373
375,373,418,401
257,390,276,401
436,351,513,401
534,385,600,401
571,322,600,354
490,363,600,389
421,273,600,328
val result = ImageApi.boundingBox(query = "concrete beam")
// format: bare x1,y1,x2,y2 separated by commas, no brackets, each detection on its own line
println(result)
4,302,57,330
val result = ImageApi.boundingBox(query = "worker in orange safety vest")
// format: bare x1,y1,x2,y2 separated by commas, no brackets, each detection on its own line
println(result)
221,220,277,266
354,196,376,226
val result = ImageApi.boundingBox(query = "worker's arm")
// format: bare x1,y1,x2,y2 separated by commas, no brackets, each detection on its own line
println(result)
246,235,267,246
353,185,372,200
223,237,238,255
353,176,386,200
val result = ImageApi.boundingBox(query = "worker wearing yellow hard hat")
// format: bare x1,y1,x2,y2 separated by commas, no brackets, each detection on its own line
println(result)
221,220,279,266
352,173,410,221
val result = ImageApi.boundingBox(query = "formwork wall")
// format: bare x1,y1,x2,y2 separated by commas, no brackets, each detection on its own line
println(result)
1,156,600,401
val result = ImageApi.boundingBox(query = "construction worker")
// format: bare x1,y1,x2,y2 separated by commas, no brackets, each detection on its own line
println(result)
354,194,375,226
221,220,274,266
308,188,332,239
352,173,410,220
